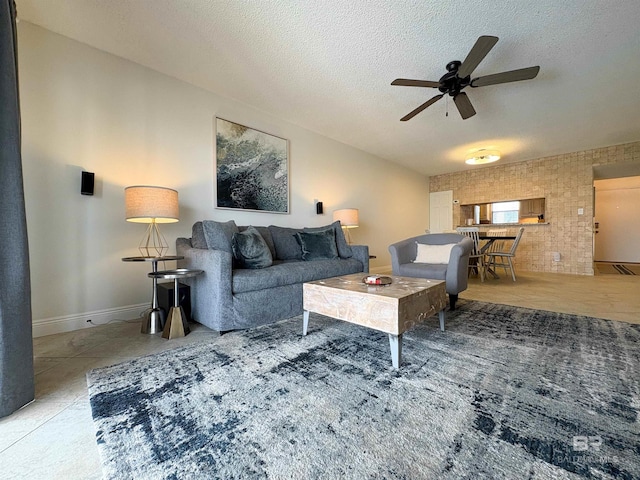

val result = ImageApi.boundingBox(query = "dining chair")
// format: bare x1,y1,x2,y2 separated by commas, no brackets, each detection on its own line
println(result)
456,226,485,282
486,228,507,253
485,227,525,281
481,229,508,280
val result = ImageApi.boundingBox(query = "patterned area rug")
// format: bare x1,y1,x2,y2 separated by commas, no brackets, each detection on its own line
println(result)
87,301,639,479
595,262,640,275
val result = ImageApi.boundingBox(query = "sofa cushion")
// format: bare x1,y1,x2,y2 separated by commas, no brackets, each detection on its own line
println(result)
232,258,363,294
397,262,447,281
304,221,353,258
202,220,239,253
191,222,208,249
296,228,339,261
414,242,456,264
231,226,273,269
268,225,303,260
238,226,276,258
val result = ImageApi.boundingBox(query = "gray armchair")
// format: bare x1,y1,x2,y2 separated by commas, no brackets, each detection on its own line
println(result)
388,233,473,310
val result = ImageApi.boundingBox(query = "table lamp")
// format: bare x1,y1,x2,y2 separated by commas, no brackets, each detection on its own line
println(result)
125,185,179,257
333,208,359,244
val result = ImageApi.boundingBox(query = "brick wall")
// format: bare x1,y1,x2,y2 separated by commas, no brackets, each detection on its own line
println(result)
428,141,640,275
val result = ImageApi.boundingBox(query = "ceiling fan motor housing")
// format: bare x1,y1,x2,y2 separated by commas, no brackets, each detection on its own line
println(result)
439,61,470,96
445,60,461,72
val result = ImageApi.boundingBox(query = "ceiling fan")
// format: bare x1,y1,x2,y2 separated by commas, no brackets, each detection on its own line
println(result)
392,35,540,121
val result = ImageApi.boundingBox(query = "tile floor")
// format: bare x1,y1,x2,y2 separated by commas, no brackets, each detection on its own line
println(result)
0,320,220,480
1,271,638,479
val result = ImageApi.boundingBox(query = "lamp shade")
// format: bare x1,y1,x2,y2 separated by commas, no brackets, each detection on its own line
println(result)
333,208,359,228
125,186,179,223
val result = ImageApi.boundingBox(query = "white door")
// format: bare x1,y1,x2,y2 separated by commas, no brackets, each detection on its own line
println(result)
429,190,453,233
594,177,640,263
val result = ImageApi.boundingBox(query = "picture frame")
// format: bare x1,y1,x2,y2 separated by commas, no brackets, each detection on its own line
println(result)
215,117,289,214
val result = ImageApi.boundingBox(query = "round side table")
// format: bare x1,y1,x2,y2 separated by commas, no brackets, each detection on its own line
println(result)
122,256,183,334
149,268,203,339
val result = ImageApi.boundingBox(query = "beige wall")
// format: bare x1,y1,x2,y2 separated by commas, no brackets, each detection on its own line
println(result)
19,23,429,335
429,142,640,275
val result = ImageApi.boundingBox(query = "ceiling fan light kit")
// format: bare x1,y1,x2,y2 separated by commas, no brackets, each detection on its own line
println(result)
392,35,540,121
465,149,501,165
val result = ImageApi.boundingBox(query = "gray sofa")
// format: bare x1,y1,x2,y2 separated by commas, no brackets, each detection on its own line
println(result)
388,233,473,310
176,220,369,332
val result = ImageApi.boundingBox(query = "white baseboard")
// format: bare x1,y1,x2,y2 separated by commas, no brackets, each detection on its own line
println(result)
32,303,148,338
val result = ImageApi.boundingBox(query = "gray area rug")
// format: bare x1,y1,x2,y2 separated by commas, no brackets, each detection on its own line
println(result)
87,300,639,479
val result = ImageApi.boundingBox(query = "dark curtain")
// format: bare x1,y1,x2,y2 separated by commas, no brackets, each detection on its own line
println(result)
0,0,34,418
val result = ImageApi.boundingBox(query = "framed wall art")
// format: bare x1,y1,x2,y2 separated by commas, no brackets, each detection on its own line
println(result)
215,117,289,213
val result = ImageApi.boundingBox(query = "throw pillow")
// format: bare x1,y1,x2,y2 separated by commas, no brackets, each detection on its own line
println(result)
191,221,208,249
202,220,239,253
304,221,353,258
231,226,273,269
238,225,276,258
295,228,339,261
268,225,304,260
414,242,457,264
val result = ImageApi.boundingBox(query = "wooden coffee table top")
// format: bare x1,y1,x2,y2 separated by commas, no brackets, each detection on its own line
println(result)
305,273,443,297
303,273,446,335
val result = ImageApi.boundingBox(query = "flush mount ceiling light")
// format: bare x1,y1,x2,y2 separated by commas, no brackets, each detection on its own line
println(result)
465,149,501,165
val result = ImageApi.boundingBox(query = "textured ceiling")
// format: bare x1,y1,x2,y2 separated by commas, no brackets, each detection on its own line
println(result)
15,0,640,176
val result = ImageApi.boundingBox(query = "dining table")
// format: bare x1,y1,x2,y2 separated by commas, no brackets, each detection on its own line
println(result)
477,233,517,279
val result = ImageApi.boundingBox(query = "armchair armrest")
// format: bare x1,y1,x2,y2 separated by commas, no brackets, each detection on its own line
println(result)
388,237,418,274
444,237,473,295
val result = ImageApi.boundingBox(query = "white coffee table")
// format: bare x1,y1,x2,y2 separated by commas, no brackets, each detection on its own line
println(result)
303,273,447,368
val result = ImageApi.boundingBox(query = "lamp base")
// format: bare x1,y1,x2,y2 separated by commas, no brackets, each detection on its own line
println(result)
342,226,354,244
139,221,169,257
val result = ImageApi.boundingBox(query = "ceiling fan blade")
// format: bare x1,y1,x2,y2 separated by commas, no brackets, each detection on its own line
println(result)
391,78,441,88
453,92,476,120
400,94,444,121
457,35,499,78
471,66,540,87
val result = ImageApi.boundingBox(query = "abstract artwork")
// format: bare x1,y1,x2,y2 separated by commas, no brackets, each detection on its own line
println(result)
215,118,289,213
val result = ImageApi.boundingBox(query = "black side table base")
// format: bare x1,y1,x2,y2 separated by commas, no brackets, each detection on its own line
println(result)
142,308,166,334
